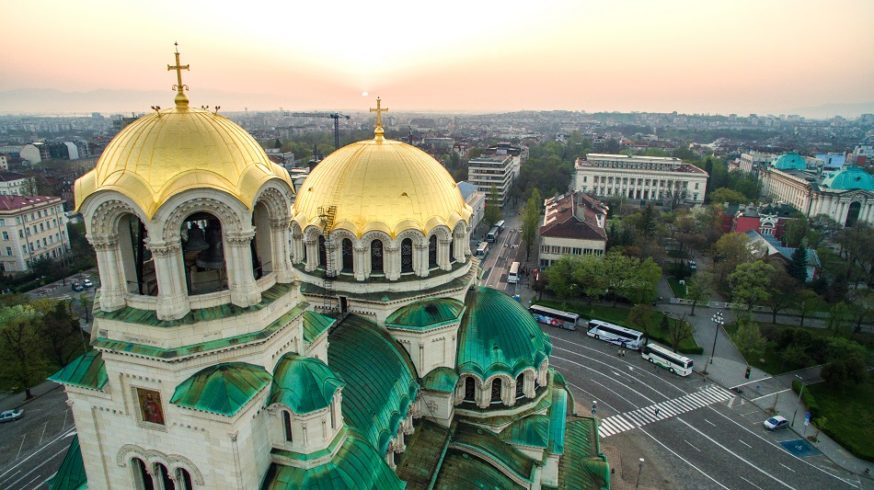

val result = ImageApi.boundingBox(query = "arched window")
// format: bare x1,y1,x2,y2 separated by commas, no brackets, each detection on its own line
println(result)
318,236,327,270
132,458,155,490
251,202,274,279
341,238,353,273
515,373,525,399
464,377,476,402
155,463,174,490
182,214,228,295
428,235,438,269
283,410,293,442
371,240,384,274
118,214,155,295
177,468,194,490
490,378,502,404
401,238,413,274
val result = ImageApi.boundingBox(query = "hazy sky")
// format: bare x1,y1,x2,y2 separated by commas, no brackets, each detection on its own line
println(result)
2,0,872,115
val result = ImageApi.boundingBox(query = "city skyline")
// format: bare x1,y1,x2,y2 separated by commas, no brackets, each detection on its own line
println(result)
3,0,873,117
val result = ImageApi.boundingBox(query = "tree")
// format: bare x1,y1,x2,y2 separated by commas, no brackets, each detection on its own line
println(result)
35,299,84,367
713,232,752,283
520,188,542,260
709,187,748,205
627,304,653,335
765,268,801,323
794,289,823,328
820,337,867,387
686,272,713,316
667,315,694,352
827,302,853,338
734,319,767,362
573,255,608,305
848,289,874,332
483,184,502,229
728,261,775,310
0,305,43,399
787,245,808,282
782,217,809,248
544,256,578,304
624,258,662,305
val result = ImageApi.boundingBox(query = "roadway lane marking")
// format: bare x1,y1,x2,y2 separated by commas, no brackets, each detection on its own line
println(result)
639,428,730,490
3,446,70,490
684,439,701,452
739,475,765,490
704,418,717,427
731,376,773,389
739,439,752,448
780,463,796,473
677,418,796,489
0,427,75,480
749,388,791,402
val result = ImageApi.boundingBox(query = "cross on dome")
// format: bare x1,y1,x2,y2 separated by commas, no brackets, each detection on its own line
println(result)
167,42,190,109
370,97,389,142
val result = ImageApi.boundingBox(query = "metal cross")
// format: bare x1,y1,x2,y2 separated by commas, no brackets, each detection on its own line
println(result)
167,42,190,95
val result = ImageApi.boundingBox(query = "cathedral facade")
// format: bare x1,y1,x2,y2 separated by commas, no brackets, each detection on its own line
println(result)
48,50,609,490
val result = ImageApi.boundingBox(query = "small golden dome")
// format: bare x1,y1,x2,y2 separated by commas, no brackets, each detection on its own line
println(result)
293,138,471,237
75,106,293,218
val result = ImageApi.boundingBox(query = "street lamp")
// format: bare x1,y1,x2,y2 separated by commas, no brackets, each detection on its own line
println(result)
792,374,806,428
703,311,725,375
635,458,645,489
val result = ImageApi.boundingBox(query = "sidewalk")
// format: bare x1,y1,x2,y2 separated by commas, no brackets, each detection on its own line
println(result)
0,379,62,412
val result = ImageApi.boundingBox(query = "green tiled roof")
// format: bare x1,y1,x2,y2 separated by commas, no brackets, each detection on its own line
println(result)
559,418,610,490
262,430,404,490
457,287,552,380
451,423,536,483
548,387,568,455
328,315,419,455
499,414,549,448
49,350,107,391
94,302,308,360
94,283,294,327
396,419,451,488
421,367,459,393
271,427,349,463
302,310,335,344
48,435,87,490
170,362,271,417
269,354,343,414
434,450,524,490
385,298,465,331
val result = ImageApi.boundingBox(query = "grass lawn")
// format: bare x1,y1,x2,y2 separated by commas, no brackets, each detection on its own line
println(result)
806,379,874,461
535,299,702,354
667,277,687,298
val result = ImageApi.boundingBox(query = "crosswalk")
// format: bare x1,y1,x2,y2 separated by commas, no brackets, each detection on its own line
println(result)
598,385,735,438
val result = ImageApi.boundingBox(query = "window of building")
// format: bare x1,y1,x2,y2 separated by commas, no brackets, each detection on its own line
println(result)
1,232,7,240
490,378,502,404
18,230,23,238
283,410,293,442
132,458,155,490
6,247,11,256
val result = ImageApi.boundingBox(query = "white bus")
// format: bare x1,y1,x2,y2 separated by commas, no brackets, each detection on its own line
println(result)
507,262,520,284
586,320,645,350
495,219,505,231
486,226,500,243
641,342,693,376
528,304,579,331
475,242,490,257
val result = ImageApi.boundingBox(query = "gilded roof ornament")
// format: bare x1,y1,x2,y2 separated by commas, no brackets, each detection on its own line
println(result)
369,96,389,142
167,42,190,109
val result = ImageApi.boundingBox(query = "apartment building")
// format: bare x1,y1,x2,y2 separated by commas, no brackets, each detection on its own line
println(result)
0,195,70,273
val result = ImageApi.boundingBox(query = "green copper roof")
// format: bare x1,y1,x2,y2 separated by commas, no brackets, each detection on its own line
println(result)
451,423,536,483
821,166,874,191
457,287,552,380
272,427,349,463
396,420,451,488
49,350,107,391
559,418,610,490
302,310,335,344
262,430,404,490
385,298,465,331
434,450,524,490
170,362,271,417
499,414,550,448
269,354,343,414
421,367,459,393
771,152,807,171
328,315,419,455
48,435,87,490
548,388,568,455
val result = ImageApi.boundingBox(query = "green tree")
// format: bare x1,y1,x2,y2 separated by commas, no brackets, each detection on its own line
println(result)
667,315,694,353
782,217,810,248
713,232,753,283
734,318,767,362
626,304,653,335
821,337,868,387
35,299,85,367
624,258,662,305
483,184,502,228
544,255,578,304
765,267,801,323
520,188,542,260
728,261,775,310
827,302,853,337
686,272,713,316
0,305,43,399
573,255,608,304
848,289,874,332
787,245,808,282
794,289,823,328
709,187,748,205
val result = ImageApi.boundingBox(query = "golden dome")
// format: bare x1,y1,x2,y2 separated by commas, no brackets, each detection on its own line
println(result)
293,138,471,237
75,105,293,218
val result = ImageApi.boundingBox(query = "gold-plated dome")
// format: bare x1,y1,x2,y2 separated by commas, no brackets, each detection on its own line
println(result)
293,138,471,237
75,106,293,217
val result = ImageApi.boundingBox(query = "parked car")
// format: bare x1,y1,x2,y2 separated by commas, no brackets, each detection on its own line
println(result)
763,415,789,430
688,259,697,271
71,282,84,292
0,408,24,423
83,278,94,288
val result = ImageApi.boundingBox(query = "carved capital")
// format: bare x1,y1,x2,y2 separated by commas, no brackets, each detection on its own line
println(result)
147,241,181,257
90,236,118,251
226,231,255,245
270,218,290,229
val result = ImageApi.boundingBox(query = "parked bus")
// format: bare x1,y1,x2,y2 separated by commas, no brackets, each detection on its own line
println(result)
495,220,505,231
641,342,693,376
528,304,579,331
475,242,490,258
486,226,500,243
507,261,520,284
586,320,645,350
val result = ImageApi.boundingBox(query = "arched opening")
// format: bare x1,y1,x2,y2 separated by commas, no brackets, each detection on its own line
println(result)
341,238,353,273
251,202,273,279
371,239,384,274
464,377,476,402
283,410,293,442
428,235,438,269
490,378,502,404
177,468,193,490
515,373,525,399
318,236,327,270
846,201,862,227
401,238,413,274
182,213,228,295
118,213,156,296
132,458,155,490
155,463,174,489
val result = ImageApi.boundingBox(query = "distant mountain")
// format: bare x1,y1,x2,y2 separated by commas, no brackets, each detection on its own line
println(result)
790,101,874,119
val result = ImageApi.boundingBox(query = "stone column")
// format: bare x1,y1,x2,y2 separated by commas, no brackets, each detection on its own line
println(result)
227,231,261,308
453,228,467,263
271,219,293,283
477,379,490,409
304,238,318,272
524,371,536,398
291,230,304,264
385,243,400,281
91,237,126,311
438,238,452,271
414,242,428,277
324,238,339,277
353,243,367,281
150,240,190,320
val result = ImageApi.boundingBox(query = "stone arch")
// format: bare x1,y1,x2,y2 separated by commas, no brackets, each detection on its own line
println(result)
87,196,148,239
253,184,292,224
117,444,205,486
846,201,862,227
160,195,245,243
362,230,392,276
88,197,156,296
463,375,478,402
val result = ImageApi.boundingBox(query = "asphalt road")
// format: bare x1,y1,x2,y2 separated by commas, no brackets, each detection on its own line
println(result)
545,325,864,489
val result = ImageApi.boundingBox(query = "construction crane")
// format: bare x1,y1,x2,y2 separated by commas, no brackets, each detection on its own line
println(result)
285,112,350,149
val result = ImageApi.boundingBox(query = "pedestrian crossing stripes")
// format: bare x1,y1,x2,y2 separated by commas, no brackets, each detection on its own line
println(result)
598,385,735,438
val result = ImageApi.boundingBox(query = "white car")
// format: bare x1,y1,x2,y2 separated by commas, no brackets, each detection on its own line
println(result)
763,415,789,430
0,408,24,423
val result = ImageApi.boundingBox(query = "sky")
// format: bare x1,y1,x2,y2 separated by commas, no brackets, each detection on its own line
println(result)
2,0,873,116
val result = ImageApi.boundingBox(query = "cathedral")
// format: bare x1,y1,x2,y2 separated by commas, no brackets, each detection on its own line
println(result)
47,49,609,489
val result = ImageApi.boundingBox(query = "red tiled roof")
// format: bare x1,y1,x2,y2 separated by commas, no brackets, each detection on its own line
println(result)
540,192,607,241
0,195,62,212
